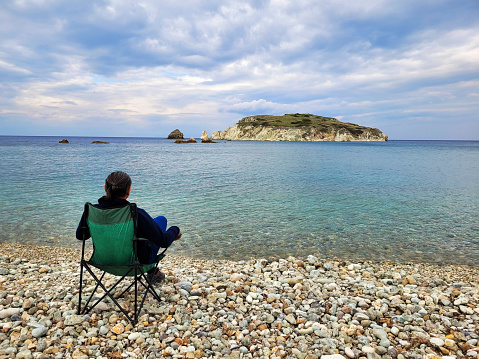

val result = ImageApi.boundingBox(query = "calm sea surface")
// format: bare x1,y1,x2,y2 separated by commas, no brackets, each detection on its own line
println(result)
0,136,478,265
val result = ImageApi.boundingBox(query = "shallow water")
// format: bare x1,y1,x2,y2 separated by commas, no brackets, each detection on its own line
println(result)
0,136,478,265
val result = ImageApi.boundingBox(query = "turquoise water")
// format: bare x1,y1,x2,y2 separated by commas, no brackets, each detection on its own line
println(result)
0,136,478,265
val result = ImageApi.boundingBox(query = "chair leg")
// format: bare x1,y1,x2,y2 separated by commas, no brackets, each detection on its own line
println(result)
80,264,134,323
138,278,154,316
138,272,162,302
134,266,138,324
79,262,107,315
82,271,106,313
132,268,162,323
78,262,85,315
78,262,163,325
134,268,159,322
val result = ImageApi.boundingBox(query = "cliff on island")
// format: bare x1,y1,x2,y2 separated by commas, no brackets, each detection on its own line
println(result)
211,114,388,142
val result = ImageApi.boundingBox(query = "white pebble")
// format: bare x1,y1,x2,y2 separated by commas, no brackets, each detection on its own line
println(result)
345,347,355,358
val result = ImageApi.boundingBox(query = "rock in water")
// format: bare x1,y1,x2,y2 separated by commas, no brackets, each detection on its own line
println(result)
168,129,184,139
201,130,216,143
58,139,69,143
174,137,197,144
201,130,209,141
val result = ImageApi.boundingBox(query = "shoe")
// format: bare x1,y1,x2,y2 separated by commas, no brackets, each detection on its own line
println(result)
147,268,165,285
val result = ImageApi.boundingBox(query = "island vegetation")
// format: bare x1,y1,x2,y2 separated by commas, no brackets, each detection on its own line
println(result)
237,113,384,137
212,114,388,141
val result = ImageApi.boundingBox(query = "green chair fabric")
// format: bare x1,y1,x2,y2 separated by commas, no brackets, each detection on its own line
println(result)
86,204,156,276
78,202,164,324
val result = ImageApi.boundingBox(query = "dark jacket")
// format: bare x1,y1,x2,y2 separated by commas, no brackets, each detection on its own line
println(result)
76,197,180,264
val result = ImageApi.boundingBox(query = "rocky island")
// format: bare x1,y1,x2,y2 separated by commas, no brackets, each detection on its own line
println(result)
211,114,388,142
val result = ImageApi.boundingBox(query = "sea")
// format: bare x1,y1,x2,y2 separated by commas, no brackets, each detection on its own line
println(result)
0,136,478,266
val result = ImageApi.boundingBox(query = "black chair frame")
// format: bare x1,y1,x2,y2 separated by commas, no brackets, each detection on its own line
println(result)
77,203,167,324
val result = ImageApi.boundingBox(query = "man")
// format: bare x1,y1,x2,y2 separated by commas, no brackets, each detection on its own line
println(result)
76,171,181,283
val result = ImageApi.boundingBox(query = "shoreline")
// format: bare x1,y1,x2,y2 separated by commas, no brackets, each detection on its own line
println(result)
1,241,478,270
0,243,478,358
3,238,478,268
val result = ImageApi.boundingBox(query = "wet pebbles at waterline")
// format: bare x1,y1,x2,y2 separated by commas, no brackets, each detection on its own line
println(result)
0,244,478,359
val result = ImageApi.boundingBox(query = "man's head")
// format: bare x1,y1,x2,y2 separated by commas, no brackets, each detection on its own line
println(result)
104,171,132,199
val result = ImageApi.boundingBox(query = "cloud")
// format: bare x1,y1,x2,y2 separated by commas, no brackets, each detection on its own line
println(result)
0,59,32,75
0,0,478,139
225,99,283,115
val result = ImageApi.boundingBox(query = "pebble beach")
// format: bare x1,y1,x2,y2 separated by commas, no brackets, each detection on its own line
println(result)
0,243,478,359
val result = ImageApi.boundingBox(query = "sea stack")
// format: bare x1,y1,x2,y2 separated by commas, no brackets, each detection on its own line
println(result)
201,131,216,143
168,129,184,139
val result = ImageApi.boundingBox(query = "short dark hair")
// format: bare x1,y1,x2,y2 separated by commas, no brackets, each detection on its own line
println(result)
105,171,132,199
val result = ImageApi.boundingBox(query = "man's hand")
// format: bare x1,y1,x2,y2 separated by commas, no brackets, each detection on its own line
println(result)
175,231,182,240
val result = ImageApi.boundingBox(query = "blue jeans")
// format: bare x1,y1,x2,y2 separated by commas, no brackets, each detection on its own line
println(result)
153,215,167,232
146,216,167,263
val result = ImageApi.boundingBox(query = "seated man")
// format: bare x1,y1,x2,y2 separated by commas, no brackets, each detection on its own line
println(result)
76,171,181,283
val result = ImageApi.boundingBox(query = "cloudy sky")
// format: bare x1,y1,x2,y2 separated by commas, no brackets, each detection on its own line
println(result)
1,0,478,139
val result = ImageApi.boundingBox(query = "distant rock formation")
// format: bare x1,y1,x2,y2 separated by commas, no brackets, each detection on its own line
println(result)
201,130,216,143
174,137,197,144
211,114,388,142
168,129,184,139
59,139,69,143
91,141,109,144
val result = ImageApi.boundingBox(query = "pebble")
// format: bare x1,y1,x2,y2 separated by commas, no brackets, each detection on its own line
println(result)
0,243,478,359
128,332,141,341
0,308,21,319
15,350,32,359
430,337,445,347
230,273,242,281
344,347,355,358
29,323,48,338
362,345,375,354
175,281,193,293
111,323,125,334
64,314,84,326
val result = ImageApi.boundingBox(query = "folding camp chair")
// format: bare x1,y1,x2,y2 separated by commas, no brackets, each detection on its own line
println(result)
77,202,166,324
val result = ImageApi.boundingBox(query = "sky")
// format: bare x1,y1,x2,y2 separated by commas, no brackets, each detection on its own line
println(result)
1,0,478,140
